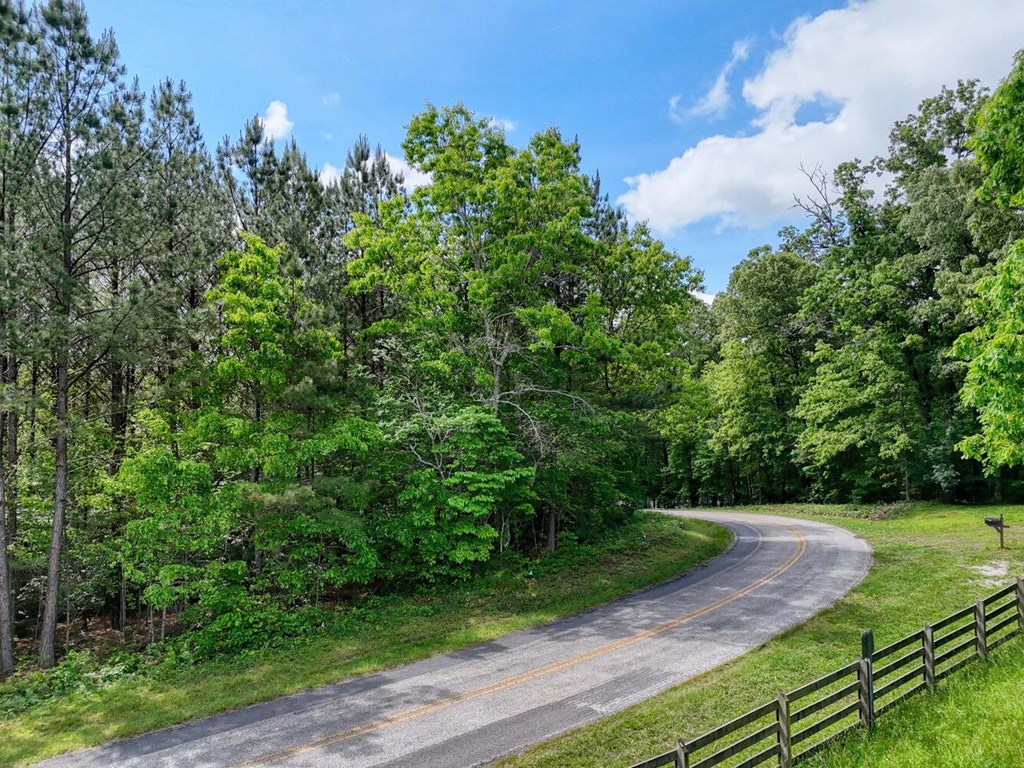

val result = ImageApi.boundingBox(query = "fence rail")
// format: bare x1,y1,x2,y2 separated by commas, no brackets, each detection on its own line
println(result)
628,577,1024,768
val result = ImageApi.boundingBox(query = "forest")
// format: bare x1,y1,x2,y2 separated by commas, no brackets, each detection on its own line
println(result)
1,0,1024,679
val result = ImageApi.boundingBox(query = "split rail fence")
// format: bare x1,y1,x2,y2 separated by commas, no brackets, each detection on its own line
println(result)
628,577,1024,768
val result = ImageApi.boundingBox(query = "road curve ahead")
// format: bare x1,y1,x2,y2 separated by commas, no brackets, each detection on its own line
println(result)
38,511,872,768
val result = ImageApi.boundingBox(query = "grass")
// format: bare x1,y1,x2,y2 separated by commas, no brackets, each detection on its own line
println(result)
804,640,1024,768
0,512,731,767
494,503,1024,768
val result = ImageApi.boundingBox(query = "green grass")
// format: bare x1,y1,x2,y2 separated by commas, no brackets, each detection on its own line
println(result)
804,641,1024,768
495,503,1024,768
0,513,731,767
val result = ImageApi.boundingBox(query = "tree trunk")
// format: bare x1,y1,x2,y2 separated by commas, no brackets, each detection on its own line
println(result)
40,352,69,667
108,359,126,474
0,353,16,675
0,447,14,676
547,510,557,551
27,360,37,459
2,355,17,539
251,393,261,483
688,455,699,507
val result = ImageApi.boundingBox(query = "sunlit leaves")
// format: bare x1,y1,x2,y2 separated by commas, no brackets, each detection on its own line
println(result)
955,241,1024,470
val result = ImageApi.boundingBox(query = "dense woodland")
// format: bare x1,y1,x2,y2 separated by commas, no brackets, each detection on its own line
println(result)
1,0,1023,677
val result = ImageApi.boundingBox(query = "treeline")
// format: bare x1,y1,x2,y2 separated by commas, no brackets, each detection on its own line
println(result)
660,65,1024,507
0,1,706,673
2,0,1024,679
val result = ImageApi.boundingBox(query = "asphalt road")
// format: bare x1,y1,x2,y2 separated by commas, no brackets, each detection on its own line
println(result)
37,510,872,768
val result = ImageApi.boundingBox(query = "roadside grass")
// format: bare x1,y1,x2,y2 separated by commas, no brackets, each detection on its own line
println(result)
0,513,731,767
494,503,1024,768
803,637,1024,768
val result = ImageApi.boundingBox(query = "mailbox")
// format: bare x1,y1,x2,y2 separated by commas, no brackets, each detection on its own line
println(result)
984,514,1007,549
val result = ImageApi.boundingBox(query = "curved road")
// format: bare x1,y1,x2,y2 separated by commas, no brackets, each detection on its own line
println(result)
38,511,872,768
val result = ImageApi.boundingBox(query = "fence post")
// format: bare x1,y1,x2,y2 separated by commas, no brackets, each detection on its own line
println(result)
777,691,792,768
1017,578,1024,634
975,599,988,661
858,630,875,730
676,739,689,768
922,623,935,693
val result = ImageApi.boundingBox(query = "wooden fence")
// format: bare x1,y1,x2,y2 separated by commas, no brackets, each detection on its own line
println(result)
628,577,1024,768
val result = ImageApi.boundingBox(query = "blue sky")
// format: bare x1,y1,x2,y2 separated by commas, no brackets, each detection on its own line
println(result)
87,0,1024,293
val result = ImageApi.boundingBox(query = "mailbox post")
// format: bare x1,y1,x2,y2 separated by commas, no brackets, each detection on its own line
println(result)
984,514,1007,549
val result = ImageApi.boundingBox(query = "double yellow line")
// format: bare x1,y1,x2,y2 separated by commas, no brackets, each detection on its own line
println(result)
232,523,807,768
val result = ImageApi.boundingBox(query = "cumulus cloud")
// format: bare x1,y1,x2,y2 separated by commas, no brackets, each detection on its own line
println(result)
691,290,716,306
385,153,433,190
622,0,1024,233
259,100,293,141
322,92,340,106
319,162,342,187
673,38,752,122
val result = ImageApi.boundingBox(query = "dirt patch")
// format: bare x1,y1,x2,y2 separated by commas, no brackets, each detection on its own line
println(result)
970,560,1011,589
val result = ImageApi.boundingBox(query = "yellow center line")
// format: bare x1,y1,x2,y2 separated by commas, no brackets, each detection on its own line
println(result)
232,523,808,768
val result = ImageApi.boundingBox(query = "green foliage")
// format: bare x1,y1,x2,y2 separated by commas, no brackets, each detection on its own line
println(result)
107,236,382,649
655,68,1024,505
955,241,1024,470
384,406,535,581
953,52,1024,473
796,334,922,500
0,651,142,717
973,50,1024,208
185,600,327,660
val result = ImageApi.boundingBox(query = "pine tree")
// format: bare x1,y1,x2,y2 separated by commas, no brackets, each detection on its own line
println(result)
32,0,138,667
0,0,47,676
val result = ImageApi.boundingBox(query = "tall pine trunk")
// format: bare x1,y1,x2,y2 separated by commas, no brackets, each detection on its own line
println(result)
40,351,68,668
4,355,18,539
41,127,74,668
108,359,126,474
0,441,13,676
0,351,18,676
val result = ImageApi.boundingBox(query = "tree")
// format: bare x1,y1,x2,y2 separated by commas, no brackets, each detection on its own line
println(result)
216,117,279,242
796,333,923,500
954,52,1024,472
955,242,1024,470
31,0,141,667
972,50,1024,209
707,249,816,501
0,0,48,677
312,135,403,369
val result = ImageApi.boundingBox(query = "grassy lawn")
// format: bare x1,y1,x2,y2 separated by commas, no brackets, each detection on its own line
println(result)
495,503,1024,768
804,638,1024,768
0,513,730,767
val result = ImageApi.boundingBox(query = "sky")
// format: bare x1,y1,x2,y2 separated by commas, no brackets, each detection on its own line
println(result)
87,0,1024,294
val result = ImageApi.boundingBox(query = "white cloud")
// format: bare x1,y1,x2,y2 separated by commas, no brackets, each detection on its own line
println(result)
487,116,517,132
691,290,716,306
317,154,433,191
622,0,1024,233
319,162,343,187
674,38,752,122
324,132,334,141
322,92,340,106
385,153,433,190
259,100,293,142
667,95,689,126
